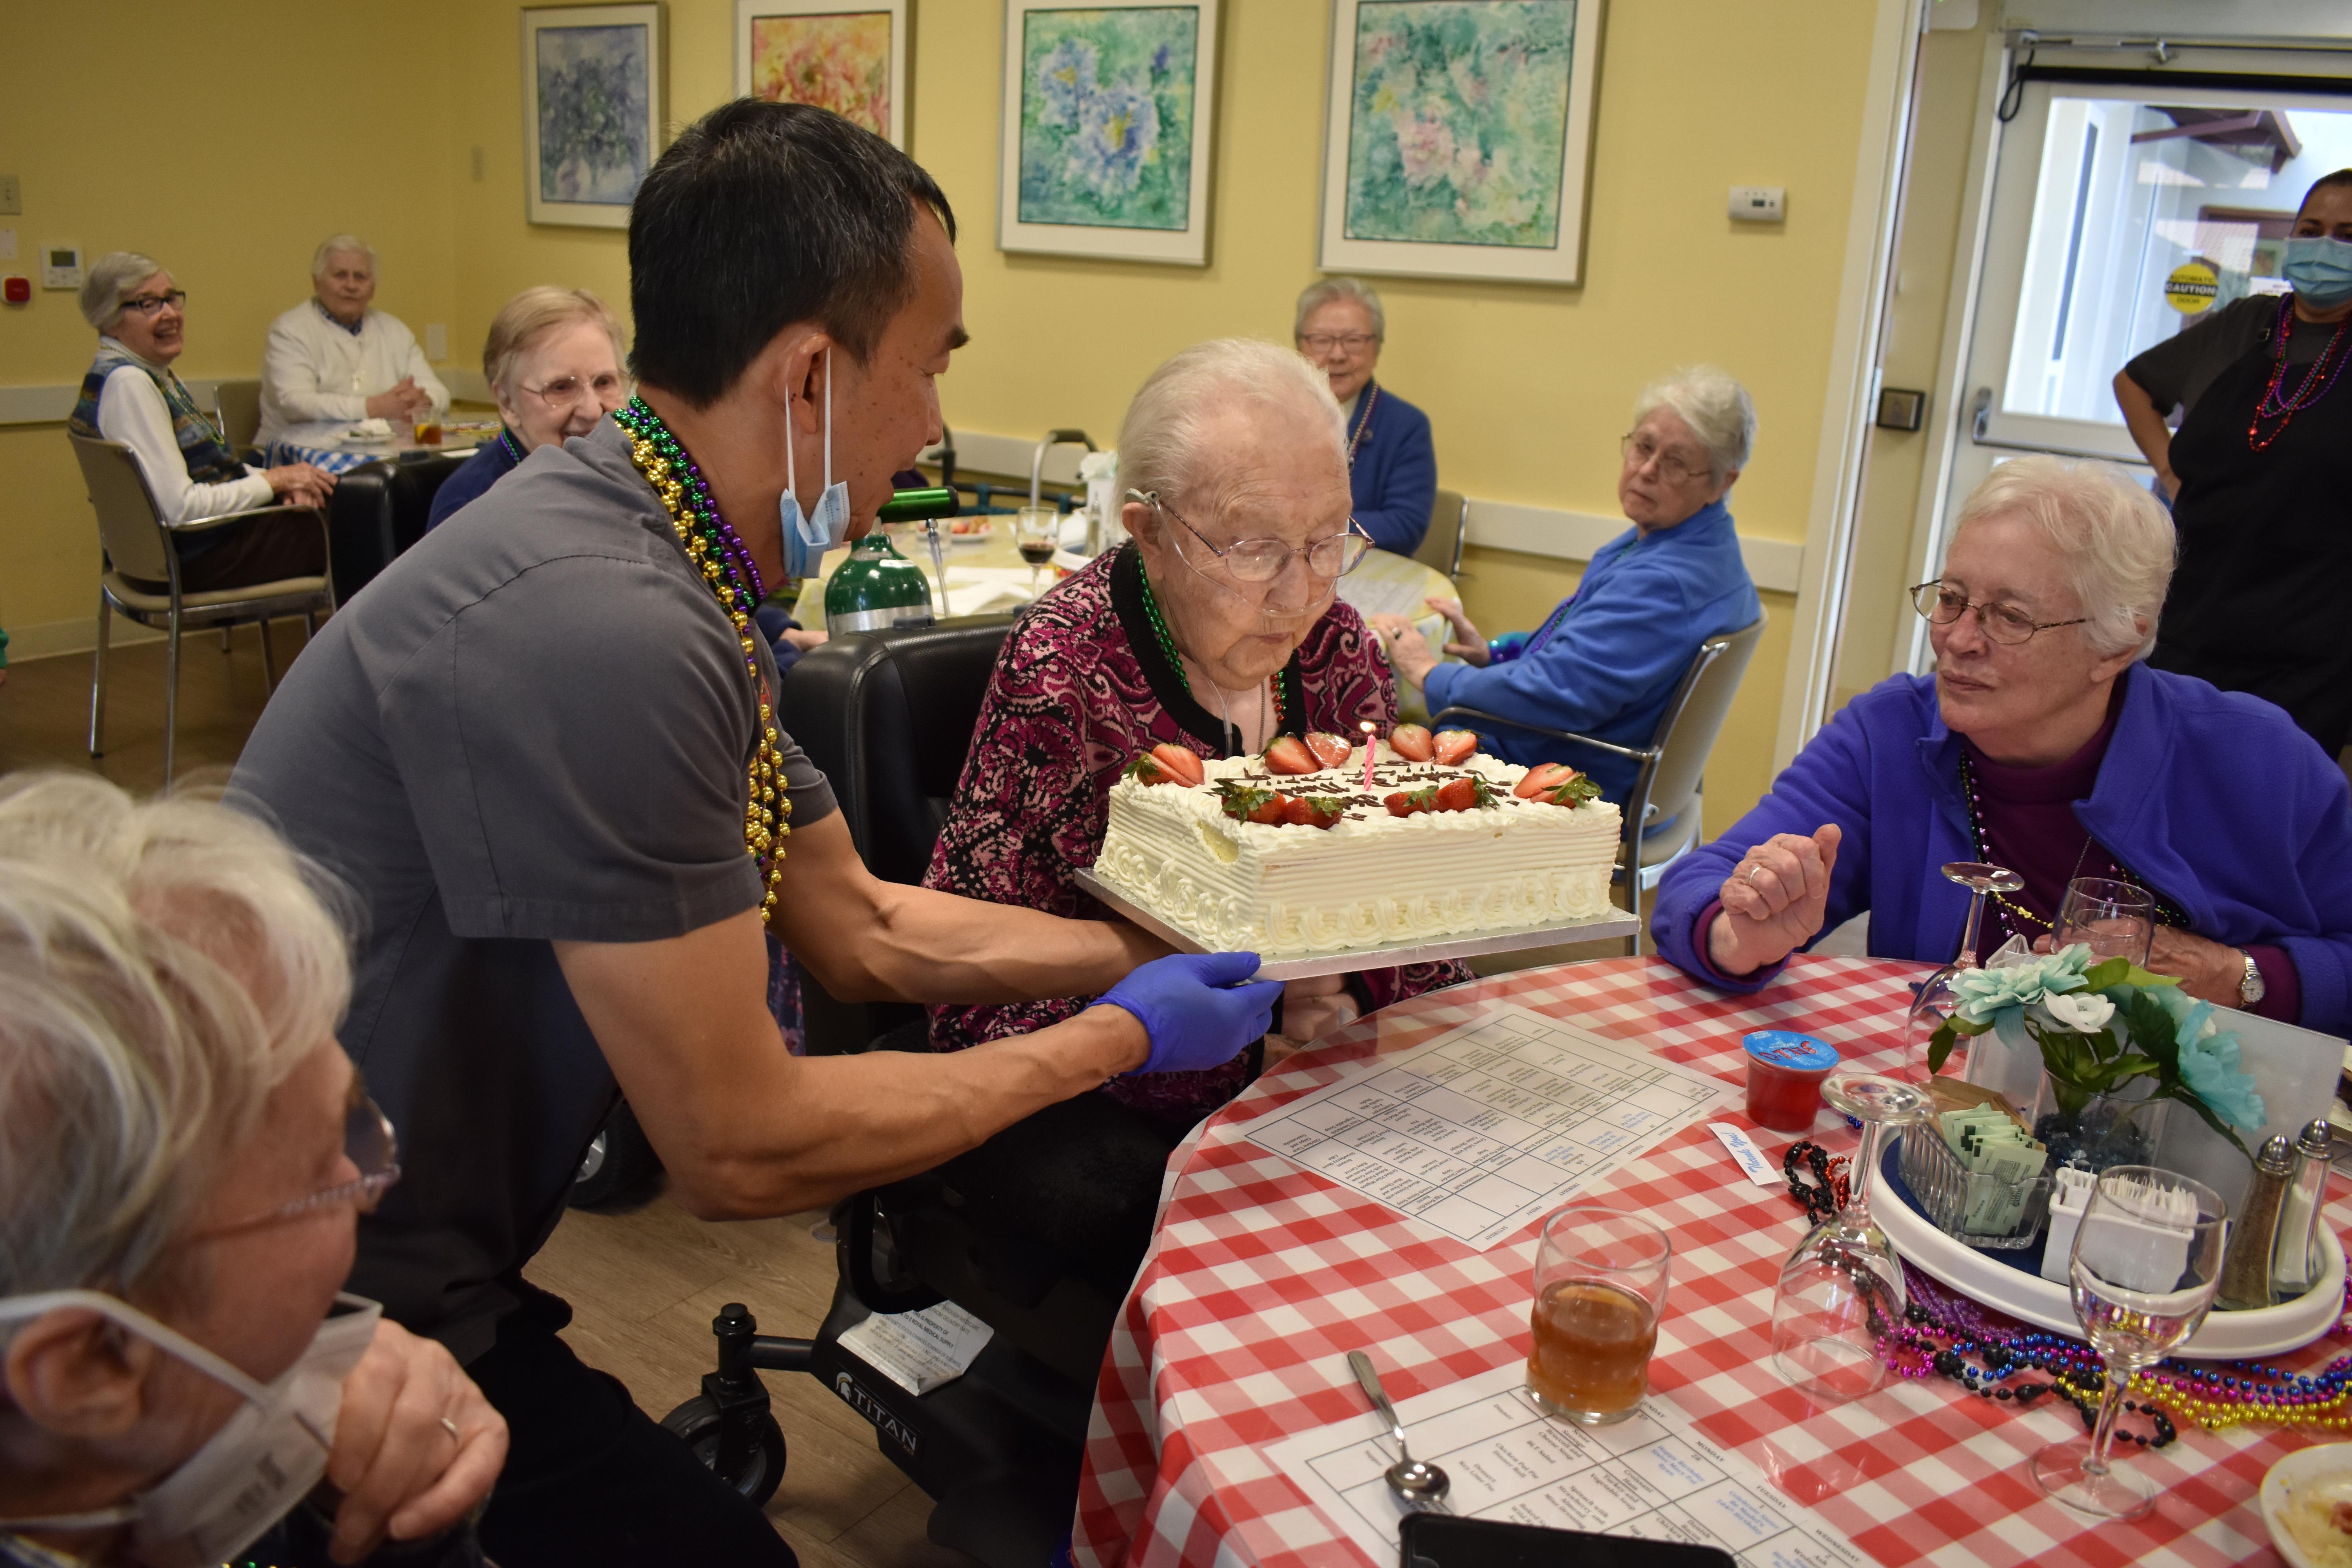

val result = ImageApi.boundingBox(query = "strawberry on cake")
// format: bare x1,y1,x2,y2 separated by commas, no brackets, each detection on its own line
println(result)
1092,726,1622,958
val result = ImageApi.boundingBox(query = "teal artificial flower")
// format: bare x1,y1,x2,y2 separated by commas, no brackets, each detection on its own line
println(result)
2174,1022,2267,1131
1951,946,2093,1024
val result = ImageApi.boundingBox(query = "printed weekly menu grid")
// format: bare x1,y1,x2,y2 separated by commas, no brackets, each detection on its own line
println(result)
1267,1361,1868,1568
1246,1002,1732,1249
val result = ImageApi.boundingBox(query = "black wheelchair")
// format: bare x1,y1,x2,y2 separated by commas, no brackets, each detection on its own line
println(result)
659,618,1141,1568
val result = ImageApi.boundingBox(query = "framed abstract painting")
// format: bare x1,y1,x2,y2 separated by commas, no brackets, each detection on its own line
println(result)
1316,0,1604,285
522,3,667,229
735,0,910,147
997,0,1221,265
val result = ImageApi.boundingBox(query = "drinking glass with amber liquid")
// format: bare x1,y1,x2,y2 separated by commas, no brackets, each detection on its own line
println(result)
1524,1205,1671,1425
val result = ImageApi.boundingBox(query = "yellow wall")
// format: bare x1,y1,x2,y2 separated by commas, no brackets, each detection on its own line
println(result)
6,0,1906,836
0,0,461,650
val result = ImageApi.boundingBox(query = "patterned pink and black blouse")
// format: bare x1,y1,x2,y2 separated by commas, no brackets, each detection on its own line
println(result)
923,544,1470,1120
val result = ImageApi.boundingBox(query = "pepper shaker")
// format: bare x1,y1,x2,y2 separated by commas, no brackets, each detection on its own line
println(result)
2273,1119,2336,1299
2219,1134,2294,1311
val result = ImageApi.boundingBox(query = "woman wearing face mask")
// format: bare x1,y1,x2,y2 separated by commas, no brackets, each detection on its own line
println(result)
2114,168,2352,755
918,340,1467,1287
0,774,506,1568
425,288,631,531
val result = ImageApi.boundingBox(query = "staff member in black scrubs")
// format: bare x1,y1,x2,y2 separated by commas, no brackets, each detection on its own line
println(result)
2116,168,2352,755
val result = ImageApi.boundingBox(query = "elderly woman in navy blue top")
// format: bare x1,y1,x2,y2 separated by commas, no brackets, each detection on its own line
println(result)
1372,366,1762,815
425,287,630,531
1657,456,2352,1035
1296,277,1435,557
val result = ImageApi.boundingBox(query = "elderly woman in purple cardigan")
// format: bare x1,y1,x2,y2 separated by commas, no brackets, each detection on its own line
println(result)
1656,456,2352,1034
920,339,1466,1274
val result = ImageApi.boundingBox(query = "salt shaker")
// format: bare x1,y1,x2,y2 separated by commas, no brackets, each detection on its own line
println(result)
2218,1134,2294,1311
2272,1118,2336,1299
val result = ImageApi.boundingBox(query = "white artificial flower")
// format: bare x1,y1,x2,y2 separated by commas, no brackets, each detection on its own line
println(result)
2042,990,2115,1033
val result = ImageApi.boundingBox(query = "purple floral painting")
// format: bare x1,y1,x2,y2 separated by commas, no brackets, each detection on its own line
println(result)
1017,7,1198,230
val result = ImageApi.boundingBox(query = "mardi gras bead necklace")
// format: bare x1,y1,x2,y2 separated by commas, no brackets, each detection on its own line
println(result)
613,397,788,923
1345,381,1380,468
1955,750,2189,935
2250,293,2352,452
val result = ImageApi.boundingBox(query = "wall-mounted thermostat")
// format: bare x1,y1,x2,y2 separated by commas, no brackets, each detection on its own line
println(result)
41,244,83,290
1729,187,1786,223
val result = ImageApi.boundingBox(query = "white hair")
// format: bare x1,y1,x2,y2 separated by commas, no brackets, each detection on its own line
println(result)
1293,276,1386,341
1118,339,1347,518
1632,365,1757,479
0,774,351,1300
484,286,629,397
1950,455,2176,661
312,234,377,277
79,251,166,332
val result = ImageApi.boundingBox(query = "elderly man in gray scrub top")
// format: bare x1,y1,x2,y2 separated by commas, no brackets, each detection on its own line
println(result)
229,101,1279,1568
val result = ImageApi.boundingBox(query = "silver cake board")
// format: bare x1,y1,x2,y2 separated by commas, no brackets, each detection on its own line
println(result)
1071,868,1643,981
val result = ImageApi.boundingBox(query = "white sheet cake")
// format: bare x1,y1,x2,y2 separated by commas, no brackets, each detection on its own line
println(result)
1091,742,1622,958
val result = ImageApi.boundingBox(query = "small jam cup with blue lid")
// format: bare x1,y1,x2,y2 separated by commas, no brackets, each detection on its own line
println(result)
1742,1031,1838,1133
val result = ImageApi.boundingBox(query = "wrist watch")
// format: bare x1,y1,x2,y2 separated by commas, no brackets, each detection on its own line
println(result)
2238,949,2267,1008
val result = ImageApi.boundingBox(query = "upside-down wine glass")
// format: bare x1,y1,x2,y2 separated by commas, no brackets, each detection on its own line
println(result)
1904,862,2026,1081
2031,1166,2227,1520
1770,1073,1929,1402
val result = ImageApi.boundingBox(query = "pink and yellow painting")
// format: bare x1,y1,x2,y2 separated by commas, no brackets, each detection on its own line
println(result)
748,11,893,138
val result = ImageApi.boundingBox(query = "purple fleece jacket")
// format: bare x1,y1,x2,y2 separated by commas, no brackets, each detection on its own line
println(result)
1652,666,2352,1036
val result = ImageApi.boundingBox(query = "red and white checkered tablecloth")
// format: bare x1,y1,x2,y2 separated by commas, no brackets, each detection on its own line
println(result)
1074,954,2352,1568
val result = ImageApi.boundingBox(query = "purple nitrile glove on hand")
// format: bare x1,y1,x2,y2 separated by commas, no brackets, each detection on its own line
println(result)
1093,951,1283,1076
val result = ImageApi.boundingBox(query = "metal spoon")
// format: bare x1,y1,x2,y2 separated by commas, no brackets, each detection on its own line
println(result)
1347,1350,1450,1509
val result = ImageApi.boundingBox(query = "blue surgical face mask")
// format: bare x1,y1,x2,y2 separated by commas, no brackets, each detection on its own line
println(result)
779,348,854,580
2283,235,2352,310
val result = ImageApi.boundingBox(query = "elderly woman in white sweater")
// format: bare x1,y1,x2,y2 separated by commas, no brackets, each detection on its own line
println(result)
256,235,449,449
67,252,334,593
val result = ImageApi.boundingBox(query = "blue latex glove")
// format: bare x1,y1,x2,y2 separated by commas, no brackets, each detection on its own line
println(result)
1093,952,1283,1076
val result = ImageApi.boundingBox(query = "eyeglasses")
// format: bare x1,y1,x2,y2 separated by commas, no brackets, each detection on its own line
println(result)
1298,332,1379,354
188,1082,402,1243
1130,490,1372,583
522,372,629,410
1621,432,1710,485
118,290,188,316
1910,580,2091,645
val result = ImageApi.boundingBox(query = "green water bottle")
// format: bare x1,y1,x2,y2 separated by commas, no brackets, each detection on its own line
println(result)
824,488,956,633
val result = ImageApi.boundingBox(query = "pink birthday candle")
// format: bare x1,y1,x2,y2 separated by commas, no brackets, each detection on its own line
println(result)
1360,720,1377,792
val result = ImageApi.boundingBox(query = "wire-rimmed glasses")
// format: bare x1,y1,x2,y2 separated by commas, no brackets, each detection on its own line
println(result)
1619,432,1710,485
521,372,630,413
1127,490,1372,584
1909,581,2091,644
191,1087,403,1242
1298,332,1379,355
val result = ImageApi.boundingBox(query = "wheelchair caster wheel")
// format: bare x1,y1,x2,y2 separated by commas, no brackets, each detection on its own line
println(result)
661,1394,787,1506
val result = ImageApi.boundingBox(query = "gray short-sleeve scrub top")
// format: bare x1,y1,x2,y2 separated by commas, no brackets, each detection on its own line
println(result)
232,417,837,1363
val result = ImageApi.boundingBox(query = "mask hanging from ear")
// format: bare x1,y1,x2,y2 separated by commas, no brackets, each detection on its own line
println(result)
780,347,855,579
0,1290,382,1568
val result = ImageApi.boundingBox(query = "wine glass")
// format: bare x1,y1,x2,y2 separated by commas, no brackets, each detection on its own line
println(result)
1014,505,1060,597
2054,877,2155,966
1905,862,2025,1081
1770,1073,1928,1402
2031,1166,2227,1520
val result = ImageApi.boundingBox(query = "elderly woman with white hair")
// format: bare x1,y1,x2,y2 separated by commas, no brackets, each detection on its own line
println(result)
256,235,449,450
1372,365,1763,817
0,774,505,1567
425,286,631,531
1659,455,2352,1033
918,338,1465,1278
67,252,336,593
1294,276,1436,556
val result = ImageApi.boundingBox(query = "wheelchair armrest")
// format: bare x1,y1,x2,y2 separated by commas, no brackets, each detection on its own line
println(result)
1429,705,1657,764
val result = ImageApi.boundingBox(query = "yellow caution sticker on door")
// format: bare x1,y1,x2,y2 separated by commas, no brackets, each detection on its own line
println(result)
2165,261,2219,314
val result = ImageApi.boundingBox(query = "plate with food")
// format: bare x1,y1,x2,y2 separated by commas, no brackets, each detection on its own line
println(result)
1075,726,1639,980
2266,1443,2352,1568
946,517,995,546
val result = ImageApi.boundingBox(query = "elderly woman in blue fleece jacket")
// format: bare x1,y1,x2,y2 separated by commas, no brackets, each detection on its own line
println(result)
1374,365,1762,820
1656,454,2352,1036
1296,277,1436,557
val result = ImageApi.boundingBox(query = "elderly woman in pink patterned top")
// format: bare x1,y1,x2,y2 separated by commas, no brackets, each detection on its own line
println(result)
919,341,1467,1270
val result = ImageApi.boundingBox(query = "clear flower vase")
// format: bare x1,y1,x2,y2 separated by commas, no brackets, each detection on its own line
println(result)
2029,1087,2169,1174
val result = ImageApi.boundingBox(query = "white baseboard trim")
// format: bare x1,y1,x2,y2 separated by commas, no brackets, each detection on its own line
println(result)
8,616,166,663
930,426,1806,593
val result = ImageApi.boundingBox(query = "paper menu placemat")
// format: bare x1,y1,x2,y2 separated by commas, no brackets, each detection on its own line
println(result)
1265,1360,1868,1568
1245,1003,1734,1250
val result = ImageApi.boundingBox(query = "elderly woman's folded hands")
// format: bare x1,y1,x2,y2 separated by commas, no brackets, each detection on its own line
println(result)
321,1319,509,1562
1706,824,1843,977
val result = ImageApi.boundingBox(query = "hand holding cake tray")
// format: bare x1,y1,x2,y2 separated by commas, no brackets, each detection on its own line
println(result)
1076,724,1640,981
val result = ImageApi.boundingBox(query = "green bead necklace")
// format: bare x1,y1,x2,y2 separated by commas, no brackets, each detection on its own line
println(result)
1134,551,1286,743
